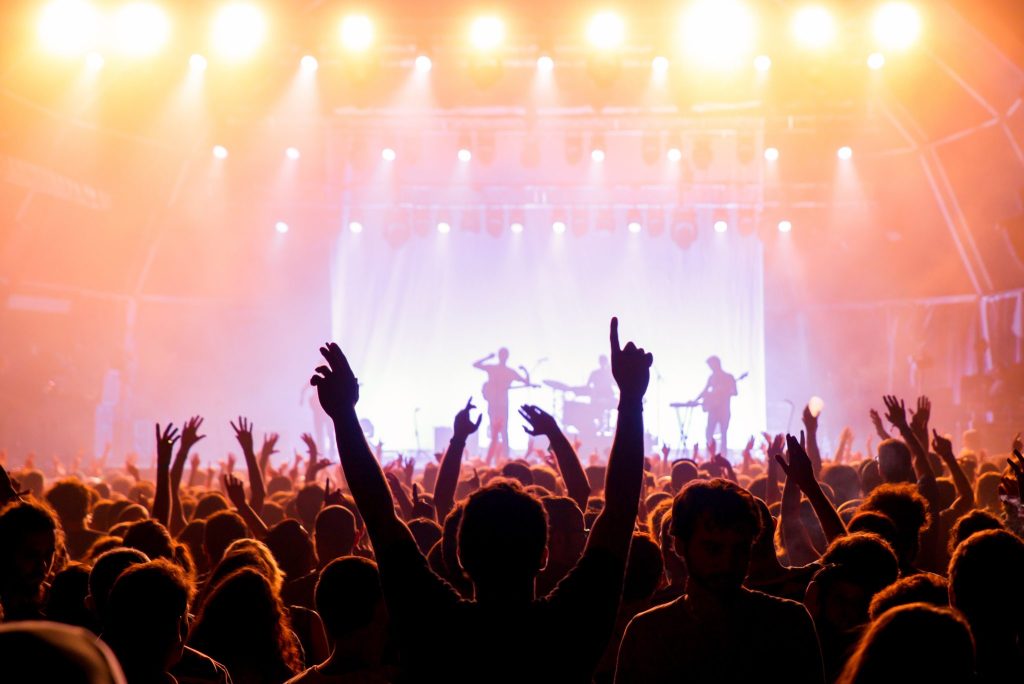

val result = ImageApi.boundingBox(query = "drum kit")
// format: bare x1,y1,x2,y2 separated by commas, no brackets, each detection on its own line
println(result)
541,379,616,438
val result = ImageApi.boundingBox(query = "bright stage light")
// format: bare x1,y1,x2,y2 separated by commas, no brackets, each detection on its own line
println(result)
112,3,170,57
457,148,472,162
275,221,289,234
552,221,567,234
753,54,772,72
667,147,682,162
212,145,228,159
791,6,836,49
764,147,779,161
587,11,625,50
837,146,853,160
301,55,319,72
510,222,524,234
285,147,300,160
189,53,208,72
591,149,605,162
437,222,451,234
537,55,554,72
652,56,670,74
867,52,886,70
382,148,396,161
470,16,505,51
415,55,432,72
873,3,921,51
778,220,792,233
211,3,267,60
682,0,756,67
340,15,374,52
628,221,642,234
714,220,728,233
37,0,100,56
85,52,104,70
349,221,364,234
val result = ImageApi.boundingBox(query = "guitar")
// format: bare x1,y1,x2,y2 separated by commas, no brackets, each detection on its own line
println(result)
698,371,749,413
482,365,541,405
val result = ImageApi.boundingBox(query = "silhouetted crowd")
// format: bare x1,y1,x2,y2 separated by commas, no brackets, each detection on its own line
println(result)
1,319,1022,683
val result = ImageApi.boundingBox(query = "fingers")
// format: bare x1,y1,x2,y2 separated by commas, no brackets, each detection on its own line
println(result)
465,397,474,410
774,454,790,475
474,415,483,429
610,317,621,353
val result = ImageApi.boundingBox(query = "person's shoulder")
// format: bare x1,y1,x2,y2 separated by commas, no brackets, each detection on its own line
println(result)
625,595,688,634
284,667,320,684
742,588,812,621
172,646,232,684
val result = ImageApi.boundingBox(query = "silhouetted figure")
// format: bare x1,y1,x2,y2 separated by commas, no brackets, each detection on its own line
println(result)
474,348,529,463
698,356,737,455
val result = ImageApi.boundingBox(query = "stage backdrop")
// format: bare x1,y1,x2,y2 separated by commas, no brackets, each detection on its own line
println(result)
331,223,766,457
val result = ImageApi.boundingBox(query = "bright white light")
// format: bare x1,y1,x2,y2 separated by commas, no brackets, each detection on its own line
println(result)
778,220,792,233
867,52,886,70
537,55,554,72
349,221,363,234
714,220,728,233
791,6,836,49
764,147,779,161
652,56,670,74
301,55,319,72
37,0,100,56
211,3,267,60
682,0,757,68
510,222,524,234
873,3,922,51
837,146,853,160
667,147,682,162
111,3,170,57
587,11,625,50
382,148,396,161
754,54,772,72
552,221,567,234
437,222,451,234
275,221,289,234
285,147,300,160
85,52,104,70
591,149,605,162
341,15,374,52
470,16,505,51
212,145,228,159
415,55,432,72
189,53,208,72
628,221,642,234
458,148,472,162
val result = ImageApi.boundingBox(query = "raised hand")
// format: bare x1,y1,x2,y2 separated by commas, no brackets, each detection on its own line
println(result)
0,463,26,504
1004,450,1024,500
882,395,908,430
155,423,180,468
519,404,559,438
179,416,206,453
777,435,816,491
609,317,653,402
802,405,818,433
909,396,931,443
1012,433,1022,454
230,417,255,455
190,453,200,471
259,433,280,462
125,453,140,482
453,398,483,441
310,342,360,419
931,429,954,459
323,477,345,507
869,408,889,440
223,474,247,510
300,433,319,458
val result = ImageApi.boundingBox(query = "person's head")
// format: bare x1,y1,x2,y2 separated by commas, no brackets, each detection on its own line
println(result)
529,466,561,496
315,557,387,645
949,529,1024,637
19,470,45,499
45,479,92,527
670,479,761,594
86,548,148,623
809,533,899,633
820,532,899,597
294,484,325,529
876,439,914,484
501,461,534,488
0,621,126,684
706,356,721,371
0,499,61,598
207,539,284,598
869,574,949,620
458,480,547,592
408,517,443,556
598,354,609,369
315,505,358,566
103,560,192,676
264,519,315,580
121,519,174,562
622,533,664,604
203,510,248,567
497,347,510,364
974,472,1002,512
821,464,861,505
670,461,699,494
192,493,229,521
847,511,899,552
859,483,929,570
949,509,1004,556
836,604,975,684
45,563,93,630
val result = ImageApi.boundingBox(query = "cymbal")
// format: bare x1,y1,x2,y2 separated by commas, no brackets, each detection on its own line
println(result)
543,380,587,393
669,401,702,408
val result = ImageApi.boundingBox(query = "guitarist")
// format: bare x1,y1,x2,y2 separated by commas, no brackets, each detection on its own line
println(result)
473,348,531,463
698,355,738,456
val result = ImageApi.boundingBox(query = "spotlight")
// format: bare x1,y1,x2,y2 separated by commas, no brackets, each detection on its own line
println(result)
682,0,756,67
382,148,396,161
37,0,100,56
85,51,104,70
285,147,300,160
340,15,374,52
591,149,605,162
667,147,682,162
510,222,524,234
275,221,289,234
867,52,886,70
189,53,208,72
714,220,728,233
753,54,772,72
470,16,505,51
111,3,170,57
537,55,554,72
791,6,836,49
837,146,853,160
458,148,472,162
778,220,792,233
211,3,267,60
587,11,625,50
552,221,567,234
212,145,228,159
873,3,922,51
348,221,363,234
300,55,319,72
628,221,642,234
764,147,779,161
652,56,669,74
415,55,432,72
437,221,451,234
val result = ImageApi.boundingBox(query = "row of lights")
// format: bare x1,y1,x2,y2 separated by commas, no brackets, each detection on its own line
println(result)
38,1,922,64
329,219,795,235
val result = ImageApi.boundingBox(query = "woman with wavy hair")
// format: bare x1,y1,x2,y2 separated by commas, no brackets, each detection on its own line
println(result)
0,499,64,622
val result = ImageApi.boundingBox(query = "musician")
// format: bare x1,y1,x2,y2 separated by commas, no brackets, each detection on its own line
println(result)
698,355,738,455
586,355,616,407
473,348,529,463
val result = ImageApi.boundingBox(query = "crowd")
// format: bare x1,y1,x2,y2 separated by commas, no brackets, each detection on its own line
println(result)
0,317,1022,683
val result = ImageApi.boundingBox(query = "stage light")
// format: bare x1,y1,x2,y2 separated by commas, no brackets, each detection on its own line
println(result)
867,52,886,69
764,147,779,161
470,16,505,51
682,0,756,67
873,3,921,51
552,221,567,234
510,222,524,234
837,146,853,160
591,149,605,162
458,148,472,162
628,221,642,234
652,56,669,74
112,3,170,57
714,220,728,233
667,147,682,162
211,3,267,60
85,52,104,70
778,220,792,233
382,148,396,161
340,15,374,52
275,221,289,234
791,6,836,49
348,221,363,234
537,55,554,72
437,221,451,234
301,55,319,72
189,53,208,72
212,145,228,159
753,54,772,72
415,55,432,72
587,11,625,50
285,147,300,160
37,0,100,56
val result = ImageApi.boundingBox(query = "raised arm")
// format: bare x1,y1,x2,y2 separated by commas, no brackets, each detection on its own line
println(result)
586,318,651,558
301,433,331,484
434,398,481,523
230,417,268,513
778,434,846,545
932,429,975,512
170,416,204,536
778,446,819,565
152,423,179,529
869,408,890,442
472,353,495,370
801,405,823,476
764,433,784,506
224,473,268,538
520,404,591,512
